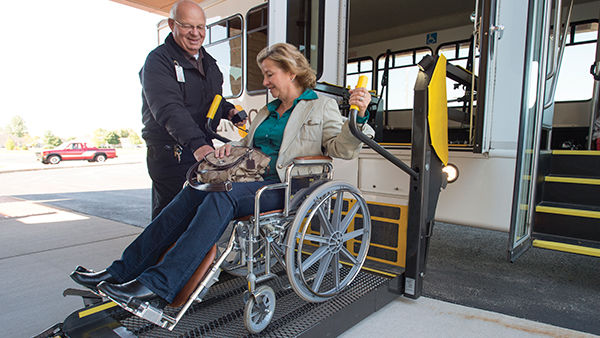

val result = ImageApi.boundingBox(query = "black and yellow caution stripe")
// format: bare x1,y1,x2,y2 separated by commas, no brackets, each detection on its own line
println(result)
544,176,600,185
533,240,600,258
78,301,118,318
552,150,600,156
535,205,600,219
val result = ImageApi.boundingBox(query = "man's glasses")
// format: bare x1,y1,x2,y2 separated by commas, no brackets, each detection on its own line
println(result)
174,20,206,32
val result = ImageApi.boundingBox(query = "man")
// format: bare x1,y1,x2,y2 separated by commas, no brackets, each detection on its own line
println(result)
140,0,241,218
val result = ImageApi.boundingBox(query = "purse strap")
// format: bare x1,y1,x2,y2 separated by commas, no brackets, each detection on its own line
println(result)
202,148,252,169
185,160,233,192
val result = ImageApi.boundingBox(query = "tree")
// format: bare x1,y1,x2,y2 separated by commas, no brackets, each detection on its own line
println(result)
43,130,63,147
7,116,28,138
105,131,120,145
5,138,16,150
91,128,108,147
118,129,130,138
128,131,143,145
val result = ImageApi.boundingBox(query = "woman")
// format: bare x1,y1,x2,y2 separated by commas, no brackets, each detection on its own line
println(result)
70,43,374,310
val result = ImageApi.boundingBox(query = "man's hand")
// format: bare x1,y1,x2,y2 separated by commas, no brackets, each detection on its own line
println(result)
193,145,214,162
228,108,248,127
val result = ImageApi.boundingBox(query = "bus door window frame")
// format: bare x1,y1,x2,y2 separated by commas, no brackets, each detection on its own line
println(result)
246,4,269,96
204,14,244,99
286,0,325,80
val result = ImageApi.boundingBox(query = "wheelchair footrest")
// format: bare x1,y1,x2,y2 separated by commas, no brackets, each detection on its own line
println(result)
63,288,104,307
105,296,176,329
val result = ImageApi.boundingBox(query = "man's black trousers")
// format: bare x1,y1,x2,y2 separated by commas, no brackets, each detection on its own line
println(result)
146,144,196,219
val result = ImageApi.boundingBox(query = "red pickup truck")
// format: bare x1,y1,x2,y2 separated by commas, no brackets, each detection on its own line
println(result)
37,142,117,164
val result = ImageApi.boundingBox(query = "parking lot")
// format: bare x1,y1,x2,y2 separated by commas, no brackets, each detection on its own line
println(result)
0,148,146,174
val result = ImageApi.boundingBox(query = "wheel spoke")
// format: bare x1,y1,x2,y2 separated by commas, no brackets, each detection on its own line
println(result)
302,233,329,244
317,206,334,235
333,252,340,288
342,228,364,241
340,247,359,264
340,201,360,233
331,191,343,231
312,252,333,293
301,245,329,273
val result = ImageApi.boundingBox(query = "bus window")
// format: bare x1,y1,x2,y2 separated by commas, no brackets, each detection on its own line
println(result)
437,39,479,108
346,57,373,90
375,47,432,110
157,19,169,45
247,4,268,94
555,21,598,102
287,0,324,79
205,15,243,98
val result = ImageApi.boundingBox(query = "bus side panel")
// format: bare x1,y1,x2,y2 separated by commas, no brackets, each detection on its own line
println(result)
435,155,516,231
340,149,516,232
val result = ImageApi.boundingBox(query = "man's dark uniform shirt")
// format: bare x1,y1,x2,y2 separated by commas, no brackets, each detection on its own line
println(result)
140,33,234,218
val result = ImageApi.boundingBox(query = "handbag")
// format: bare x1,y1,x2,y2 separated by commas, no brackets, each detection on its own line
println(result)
186,146,271,192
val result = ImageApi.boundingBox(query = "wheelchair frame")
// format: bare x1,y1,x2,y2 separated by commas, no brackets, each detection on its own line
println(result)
115,156,372,333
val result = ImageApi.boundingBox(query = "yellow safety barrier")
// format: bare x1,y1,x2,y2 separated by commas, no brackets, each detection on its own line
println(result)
427,55,449,166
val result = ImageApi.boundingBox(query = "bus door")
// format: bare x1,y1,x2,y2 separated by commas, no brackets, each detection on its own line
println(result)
508,0,573,262
268,0,340,85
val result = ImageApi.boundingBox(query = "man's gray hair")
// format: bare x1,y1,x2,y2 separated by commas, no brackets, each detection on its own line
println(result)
169,0,204,20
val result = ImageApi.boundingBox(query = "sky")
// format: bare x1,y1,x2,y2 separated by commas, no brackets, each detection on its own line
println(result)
0,0,164,138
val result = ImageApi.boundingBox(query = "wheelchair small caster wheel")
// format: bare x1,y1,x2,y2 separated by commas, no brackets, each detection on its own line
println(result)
244,285,276,334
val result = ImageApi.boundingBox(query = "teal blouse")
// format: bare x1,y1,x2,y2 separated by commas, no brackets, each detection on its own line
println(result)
253,89,369,181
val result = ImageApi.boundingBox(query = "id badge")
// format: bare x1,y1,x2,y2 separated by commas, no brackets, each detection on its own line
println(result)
174,61,185,83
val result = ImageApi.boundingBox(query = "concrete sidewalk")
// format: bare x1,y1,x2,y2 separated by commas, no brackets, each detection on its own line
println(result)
1,197,594,337
0,196,142,338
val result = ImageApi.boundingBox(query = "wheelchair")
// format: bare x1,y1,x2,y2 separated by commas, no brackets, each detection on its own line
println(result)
112,155,372,334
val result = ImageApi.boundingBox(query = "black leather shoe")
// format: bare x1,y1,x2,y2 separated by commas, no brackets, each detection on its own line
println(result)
98,280,166,310
70,266,118,291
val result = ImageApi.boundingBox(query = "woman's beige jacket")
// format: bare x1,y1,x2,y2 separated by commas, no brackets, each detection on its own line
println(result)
231,95,375,181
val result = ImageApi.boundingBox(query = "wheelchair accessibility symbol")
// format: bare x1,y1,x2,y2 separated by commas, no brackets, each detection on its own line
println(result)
426,32,438,45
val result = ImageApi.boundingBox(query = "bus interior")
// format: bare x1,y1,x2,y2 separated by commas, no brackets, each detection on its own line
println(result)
346,0,599,152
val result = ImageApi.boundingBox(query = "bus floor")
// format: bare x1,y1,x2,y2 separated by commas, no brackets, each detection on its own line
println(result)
0,197,598,337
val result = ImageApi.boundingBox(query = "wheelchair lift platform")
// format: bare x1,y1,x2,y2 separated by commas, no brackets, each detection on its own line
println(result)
51,268,400,337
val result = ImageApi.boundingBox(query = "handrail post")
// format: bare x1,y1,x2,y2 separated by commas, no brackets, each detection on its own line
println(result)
402,55,447,299
347,56,447,299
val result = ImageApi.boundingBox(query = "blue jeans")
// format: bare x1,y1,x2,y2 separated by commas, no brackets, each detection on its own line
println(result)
106,180,282,302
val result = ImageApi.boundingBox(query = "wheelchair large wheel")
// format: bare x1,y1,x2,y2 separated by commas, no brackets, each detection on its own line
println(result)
285,181,371,302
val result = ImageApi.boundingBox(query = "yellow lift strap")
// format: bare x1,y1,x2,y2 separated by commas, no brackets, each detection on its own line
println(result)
427,54,449,166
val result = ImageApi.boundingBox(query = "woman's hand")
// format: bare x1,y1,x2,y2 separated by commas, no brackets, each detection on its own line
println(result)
348,87,370,117
214,143,232,158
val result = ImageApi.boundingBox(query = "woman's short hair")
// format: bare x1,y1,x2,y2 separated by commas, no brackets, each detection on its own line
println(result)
257,43,317,89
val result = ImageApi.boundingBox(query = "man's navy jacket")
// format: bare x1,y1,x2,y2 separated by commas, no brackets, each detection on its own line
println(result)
140,33,234,152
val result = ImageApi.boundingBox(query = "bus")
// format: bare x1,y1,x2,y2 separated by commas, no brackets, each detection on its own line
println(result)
118,0,600,265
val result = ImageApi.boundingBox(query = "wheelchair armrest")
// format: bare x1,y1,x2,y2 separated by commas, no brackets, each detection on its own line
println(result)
292,156,333,166
285,156,333,185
